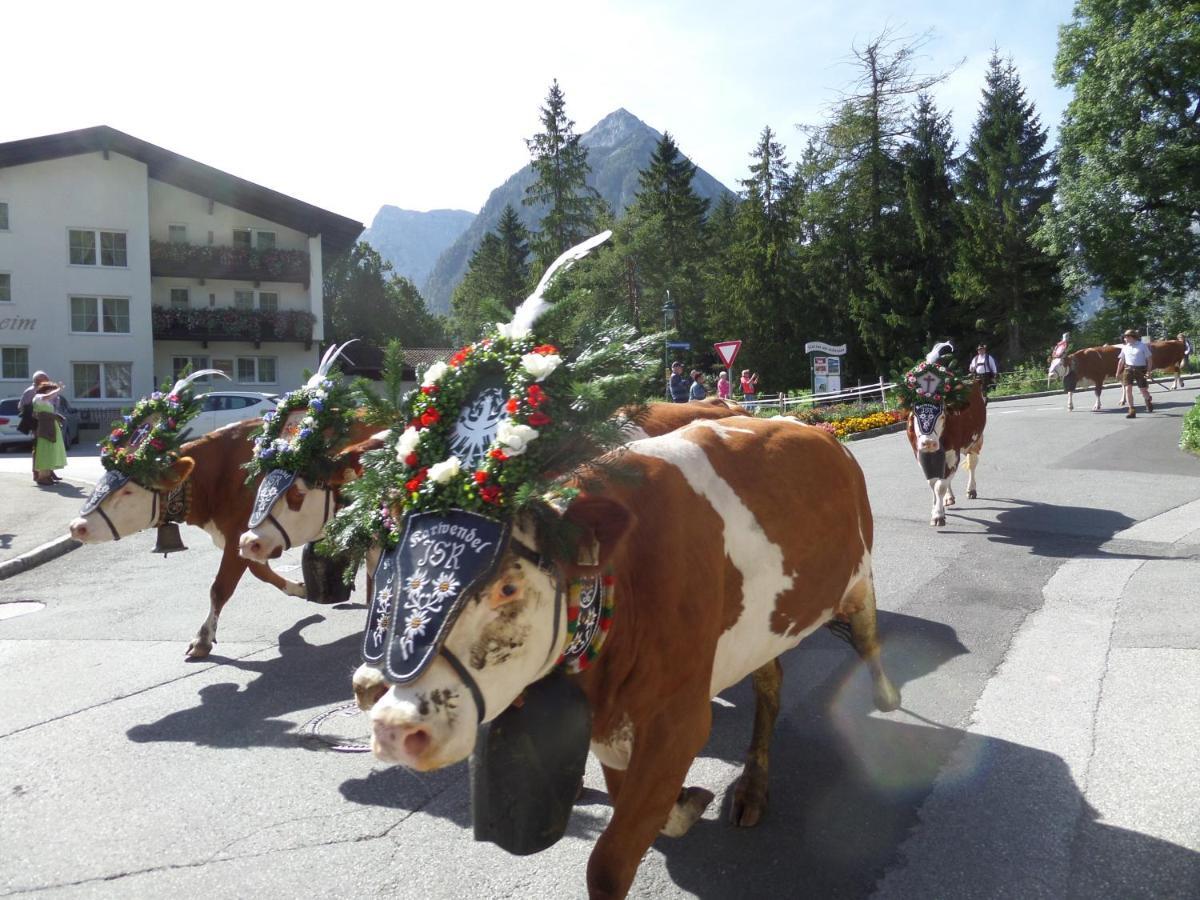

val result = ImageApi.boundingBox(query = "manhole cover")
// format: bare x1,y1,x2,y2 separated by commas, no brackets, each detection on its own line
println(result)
299,702,372,753
0,601,44,621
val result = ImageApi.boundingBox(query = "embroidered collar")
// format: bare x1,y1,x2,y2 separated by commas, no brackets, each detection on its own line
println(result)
557,572,615,674
156,481,192,526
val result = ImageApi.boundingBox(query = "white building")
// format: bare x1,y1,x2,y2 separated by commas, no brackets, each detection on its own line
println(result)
0,126,361,428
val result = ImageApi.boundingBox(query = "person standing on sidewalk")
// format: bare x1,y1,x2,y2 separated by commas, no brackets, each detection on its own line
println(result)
668,361,690,403
740,369,759,404
689,370,708,401
31,381,67,485
1116,329,1154,418
716,370,731,401
18,371,50,482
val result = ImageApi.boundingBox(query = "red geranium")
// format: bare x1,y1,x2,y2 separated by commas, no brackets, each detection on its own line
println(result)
506,396,520,415
526,384,546,407
480,485,502,504
488,448,508,462
420,385,438,395
404,453,419,467
528,411,552,427
474,471,488,484
532,344,558,355
405,467,429,493
419,408,441,428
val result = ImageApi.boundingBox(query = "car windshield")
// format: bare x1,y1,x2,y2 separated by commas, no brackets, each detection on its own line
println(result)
0,399,19,414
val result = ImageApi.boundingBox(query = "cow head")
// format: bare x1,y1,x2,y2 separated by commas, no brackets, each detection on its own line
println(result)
1047,356,1067,381
910,403,946,453
69,458,195,543
238,438,380,561
369,496,631,771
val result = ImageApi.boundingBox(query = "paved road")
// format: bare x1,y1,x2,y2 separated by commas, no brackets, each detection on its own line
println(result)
1,386,1198,898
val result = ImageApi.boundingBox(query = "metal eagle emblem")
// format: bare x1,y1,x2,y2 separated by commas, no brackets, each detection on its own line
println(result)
447,370,508,469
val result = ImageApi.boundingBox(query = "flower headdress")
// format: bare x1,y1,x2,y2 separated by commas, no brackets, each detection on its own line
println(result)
321,231,660,571
893,343,971,411
98,369,228,485
243,341,360,486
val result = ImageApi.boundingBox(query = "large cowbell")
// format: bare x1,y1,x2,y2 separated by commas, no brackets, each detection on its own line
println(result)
363,510,508,682
471,670,592,856
302,543,353,605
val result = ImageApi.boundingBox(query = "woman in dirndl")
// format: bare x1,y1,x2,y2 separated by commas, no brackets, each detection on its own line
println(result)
32,381,67,486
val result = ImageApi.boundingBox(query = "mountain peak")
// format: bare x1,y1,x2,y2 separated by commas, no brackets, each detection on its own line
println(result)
583,108,660,150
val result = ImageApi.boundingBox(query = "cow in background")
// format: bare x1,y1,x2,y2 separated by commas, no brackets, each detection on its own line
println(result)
366,416,899,898
907,380,987,527
1049,339,1188,410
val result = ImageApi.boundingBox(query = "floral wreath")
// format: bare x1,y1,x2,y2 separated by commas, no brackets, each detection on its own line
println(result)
98,370,224,485
894,359,971,411
243,374,356,485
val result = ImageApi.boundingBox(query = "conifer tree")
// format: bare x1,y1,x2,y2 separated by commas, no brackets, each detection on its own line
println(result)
524,80,602,267
493,204,532,311
955,52,1065,360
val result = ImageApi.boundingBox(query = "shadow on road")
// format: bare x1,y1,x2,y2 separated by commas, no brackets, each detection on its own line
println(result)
126,614,362,749
950,498,1146,560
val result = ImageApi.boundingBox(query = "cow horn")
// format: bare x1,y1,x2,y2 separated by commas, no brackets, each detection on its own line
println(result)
169,369,230,396
306,339,359,388
505,231,612,335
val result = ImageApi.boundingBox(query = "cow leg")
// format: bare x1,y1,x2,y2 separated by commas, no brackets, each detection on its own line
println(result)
729,658,781,828
1067,387,1074,411
246,559,306,598
965,439,983,499
1096,384,1105,411
188,546,249,659
845,576,901,712
929,478,946,527
587,705,711,899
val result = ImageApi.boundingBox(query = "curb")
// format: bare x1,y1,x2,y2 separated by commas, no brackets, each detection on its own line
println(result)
0,535,83,581
845,420,907,442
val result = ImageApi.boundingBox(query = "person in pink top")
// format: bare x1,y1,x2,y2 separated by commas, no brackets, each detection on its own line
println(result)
716,371,731,400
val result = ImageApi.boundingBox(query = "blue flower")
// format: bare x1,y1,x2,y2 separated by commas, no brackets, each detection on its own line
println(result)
260,447,275,459
309,399,324,413
298,427,313,439
151,392,163,400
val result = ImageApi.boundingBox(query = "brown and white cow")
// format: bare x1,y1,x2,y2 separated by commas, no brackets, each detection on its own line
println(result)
363,415,900,899
907,380,987,527
1050,339,1188,410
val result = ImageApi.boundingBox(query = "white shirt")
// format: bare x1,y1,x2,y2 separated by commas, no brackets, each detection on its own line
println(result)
1119,341,1152,367
970,353,997,375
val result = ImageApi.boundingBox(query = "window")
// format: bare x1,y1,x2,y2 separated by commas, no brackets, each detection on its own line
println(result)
255,230,276,250
212,358,233,378
72,362,132,399
234,290,255,311
172,355,210,381
69,229,127,267
233,228,252,250
0,273,10,303
0,202,8,230
70,296,130,334
2,347,29,380
258,291,279,313
237,356,276,384
170,288,190,310
168,225,188,244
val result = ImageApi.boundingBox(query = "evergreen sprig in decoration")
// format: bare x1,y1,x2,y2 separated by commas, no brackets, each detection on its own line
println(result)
894,359,972,411
98,370,228,485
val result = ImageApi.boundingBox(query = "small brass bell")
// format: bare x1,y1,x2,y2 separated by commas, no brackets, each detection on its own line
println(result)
151,523,188,557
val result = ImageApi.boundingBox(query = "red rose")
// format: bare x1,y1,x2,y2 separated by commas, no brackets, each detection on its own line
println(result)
420,385,438,395
480,485,501,504
528,411,552,427
150,438,166,451
405,467,429,493
474,471,488,484
419,408,441,427
488,448,508,462
506,397,520,415
110,428,125,440
404,453,419,467
533,344,558,355
526,384,545,406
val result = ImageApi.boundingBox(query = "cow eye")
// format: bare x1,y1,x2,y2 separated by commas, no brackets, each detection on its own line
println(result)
501,583,518,597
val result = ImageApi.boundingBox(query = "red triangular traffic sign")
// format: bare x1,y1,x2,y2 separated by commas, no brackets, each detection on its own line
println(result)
713,340,741,368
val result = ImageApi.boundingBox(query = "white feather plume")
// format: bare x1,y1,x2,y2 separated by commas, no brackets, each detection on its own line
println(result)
502,231,612,337
169,369,230,396
305,339,359,388
925,341,954,365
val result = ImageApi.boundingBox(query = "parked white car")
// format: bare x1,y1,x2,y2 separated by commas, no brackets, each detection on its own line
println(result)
0,396,81,450
188,391,278,436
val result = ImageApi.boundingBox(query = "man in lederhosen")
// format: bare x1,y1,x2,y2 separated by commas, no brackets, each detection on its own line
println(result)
1116,329,1154,418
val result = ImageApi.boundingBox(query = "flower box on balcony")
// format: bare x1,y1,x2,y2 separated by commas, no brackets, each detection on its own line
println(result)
149,240,311,284
151,306,316,348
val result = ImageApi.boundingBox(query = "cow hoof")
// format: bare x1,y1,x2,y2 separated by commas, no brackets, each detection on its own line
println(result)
729,774,769,828
873,677,902,713
286,580,307,599
931,516,946,527
967,489,977,500
661,786,714,838
185,638,213,659
945,496,956,507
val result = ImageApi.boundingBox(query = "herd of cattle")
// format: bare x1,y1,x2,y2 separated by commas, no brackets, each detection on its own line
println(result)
62,337,1190,899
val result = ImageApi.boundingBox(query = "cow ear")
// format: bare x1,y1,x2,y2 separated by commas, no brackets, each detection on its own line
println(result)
562,495,633,567
153,456,195,491
329,449,366,485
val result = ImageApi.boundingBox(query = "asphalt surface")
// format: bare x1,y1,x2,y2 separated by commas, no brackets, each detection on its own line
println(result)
1,385,1198,899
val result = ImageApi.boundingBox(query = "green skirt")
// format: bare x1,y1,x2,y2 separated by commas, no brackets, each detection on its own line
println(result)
33,403,67,471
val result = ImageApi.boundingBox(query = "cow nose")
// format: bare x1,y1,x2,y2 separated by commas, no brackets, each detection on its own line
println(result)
372,721,432,761
238,532,271,560
69,519,88,541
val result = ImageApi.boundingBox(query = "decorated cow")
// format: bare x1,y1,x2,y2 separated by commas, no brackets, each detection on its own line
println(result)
898,345,987,526
335,233,902,899
1048,338,1189,410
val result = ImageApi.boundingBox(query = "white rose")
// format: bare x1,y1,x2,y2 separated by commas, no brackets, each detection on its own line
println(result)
302,416,316,427
428,456,461,484
421,362,449,387
395,427,421,462
496,420,539,457
312,389,327,400
497,321,531,340
521,352,562,382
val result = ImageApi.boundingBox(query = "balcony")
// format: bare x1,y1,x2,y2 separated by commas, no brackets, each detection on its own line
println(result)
149,240,311,284
152,306,316,349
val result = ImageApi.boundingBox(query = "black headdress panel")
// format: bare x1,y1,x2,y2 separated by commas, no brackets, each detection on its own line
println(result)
80,470,131,515
366,510,509,682
913,403,943,436
248,469,297,528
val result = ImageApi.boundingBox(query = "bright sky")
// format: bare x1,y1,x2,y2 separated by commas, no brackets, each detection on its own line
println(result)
5,0,1075,227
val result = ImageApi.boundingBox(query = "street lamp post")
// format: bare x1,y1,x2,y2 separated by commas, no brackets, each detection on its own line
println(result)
662,293,677,400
